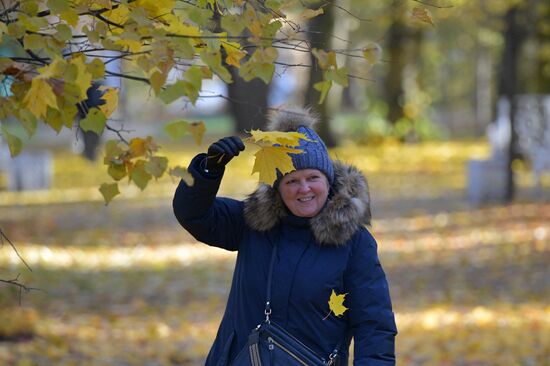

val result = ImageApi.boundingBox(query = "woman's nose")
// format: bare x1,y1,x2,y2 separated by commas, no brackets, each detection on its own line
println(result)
298,181,310,193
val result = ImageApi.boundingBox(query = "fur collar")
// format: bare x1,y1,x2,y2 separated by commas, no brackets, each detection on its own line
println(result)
243,161,371,246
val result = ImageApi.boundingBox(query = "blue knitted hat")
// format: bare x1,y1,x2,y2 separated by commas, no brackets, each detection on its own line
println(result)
268,107,334,185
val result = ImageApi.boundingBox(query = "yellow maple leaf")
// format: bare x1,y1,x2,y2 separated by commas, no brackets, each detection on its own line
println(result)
37,57,65,79
252,145,302,185
328,290,348,317
249,130,313,147
104,3,130,25
23,78,58,118
98,86,119,118
163,14,201,37
115,39,143,53
134,0,174,19
222,42,246,68
129,137,149,158
70,55,93,99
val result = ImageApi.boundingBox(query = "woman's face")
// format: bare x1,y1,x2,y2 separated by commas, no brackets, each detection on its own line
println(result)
278,169,329,218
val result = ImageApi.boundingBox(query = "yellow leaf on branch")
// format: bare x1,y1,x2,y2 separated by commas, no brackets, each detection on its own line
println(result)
300,7,324,20
411,6,435,27
163,14,201,37
252,145,302,185
69,55,93,99
134,0,174,19
222,42,246,68
23,78,58,118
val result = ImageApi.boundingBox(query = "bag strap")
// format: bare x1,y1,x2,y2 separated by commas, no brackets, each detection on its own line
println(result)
264,244,277,323
263,243,350,364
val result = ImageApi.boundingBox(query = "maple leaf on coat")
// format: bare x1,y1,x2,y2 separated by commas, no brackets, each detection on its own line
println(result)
328,290,348,317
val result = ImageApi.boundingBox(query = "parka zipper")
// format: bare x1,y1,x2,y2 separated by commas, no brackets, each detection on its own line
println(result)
267,336,314,366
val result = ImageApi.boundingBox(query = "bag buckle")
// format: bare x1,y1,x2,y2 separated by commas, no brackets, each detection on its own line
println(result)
326,350,338,365
264,301,272,323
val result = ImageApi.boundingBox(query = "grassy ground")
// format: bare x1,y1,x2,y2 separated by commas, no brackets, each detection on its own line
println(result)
0,140,549,365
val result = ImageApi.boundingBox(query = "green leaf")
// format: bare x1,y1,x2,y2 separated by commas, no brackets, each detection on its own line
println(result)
99,182,120,205
170,38,195,60
80,108,107,135
221,14,246,36
200,50,232,84
159,81,187,104
363,42,382,65
21,1,39,16
164,120,189,140
1,125,22,157
23,34,44,51
88,59,105,79
105,140,124,159
108,161,127,181
45,107,64,133
326,67,348,87
256,63,275,84
54,24,73,42
150,71,166,95
130,161,152,190
313,80,332,105
185,66,203,91
239,60,274,84
18,109,38,137
159,80,199,104
47,0,69,14
145,156,168,178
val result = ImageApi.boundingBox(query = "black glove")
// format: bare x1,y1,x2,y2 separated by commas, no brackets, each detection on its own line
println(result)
206,136,245,172
77,83,106,119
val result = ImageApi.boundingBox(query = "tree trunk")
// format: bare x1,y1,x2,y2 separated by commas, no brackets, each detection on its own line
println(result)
303,2,336,147
227,69,270,133
498,6,527,202
384,2,423,135
212,9,270,133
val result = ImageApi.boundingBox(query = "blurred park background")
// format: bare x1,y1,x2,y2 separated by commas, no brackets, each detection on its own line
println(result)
1,0,550,365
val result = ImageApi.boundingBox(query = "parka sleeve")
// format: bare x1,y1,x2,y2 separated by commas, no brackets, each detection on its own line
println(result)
172,153,245,251
345,229,397,366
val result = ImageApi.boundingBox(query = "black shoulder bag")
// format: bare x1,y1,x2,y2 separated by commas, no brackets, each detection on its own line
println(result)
231,244,347,366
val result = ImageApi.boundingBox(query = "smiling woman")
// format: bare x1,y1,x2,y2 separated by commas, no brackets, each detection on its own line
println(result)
278,169,330,218
172,107,397,366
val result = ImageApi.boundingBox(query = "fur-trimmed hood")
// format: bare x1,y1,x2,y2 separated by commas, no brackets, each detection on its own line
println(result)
243,161,371,246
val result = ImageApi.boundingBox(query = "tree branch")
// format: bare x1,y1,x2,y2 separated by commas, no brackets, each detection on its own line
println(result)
412,0,454,9
0,274,41,306
0,228,31,272
105,70,150,83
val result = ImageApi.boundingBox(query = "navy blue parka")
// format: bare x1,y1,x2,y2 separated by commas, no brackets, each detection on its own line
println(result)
173,154,397,365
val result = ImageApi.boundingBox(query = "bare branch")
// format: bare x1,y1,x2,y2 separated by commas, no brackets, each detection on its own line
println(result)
105,70,150,84
322,0,373,22
0,274,41,306
412,0,454,9
105,123,132,145
0,228,32,272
